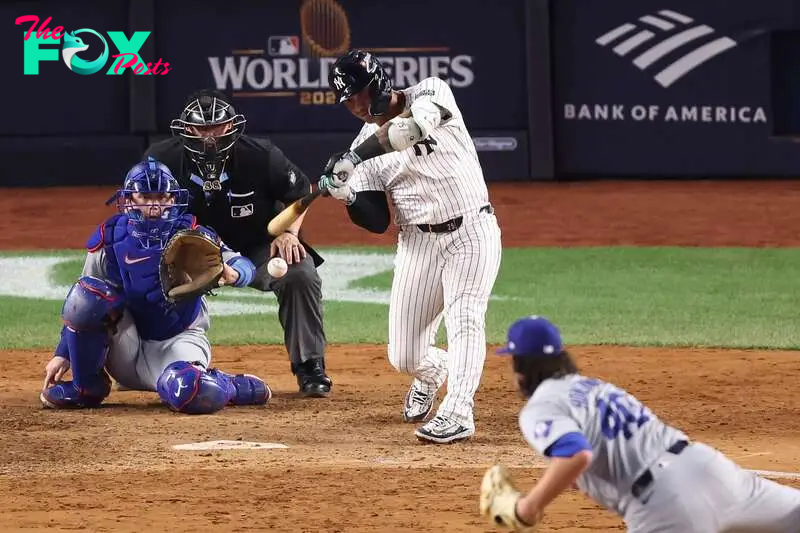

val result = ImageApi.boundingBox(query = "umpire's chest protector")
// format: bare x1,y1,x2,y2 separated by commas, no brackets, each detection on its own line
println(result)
87,214,201,341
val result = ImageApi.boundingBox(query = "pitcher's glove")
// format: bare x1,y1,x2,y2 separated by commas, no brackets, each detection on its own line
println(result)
480,465,542,532
159,228,224,303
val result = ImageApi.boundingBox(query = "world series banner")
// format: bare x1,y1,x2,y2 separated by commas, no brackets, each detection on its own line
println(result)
551,0,800,177
153,0,527,133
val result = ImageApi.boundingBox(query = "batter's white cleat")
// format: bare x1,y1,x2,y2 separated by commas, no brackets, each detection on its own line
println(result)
414,415,474,444
403,380,436,423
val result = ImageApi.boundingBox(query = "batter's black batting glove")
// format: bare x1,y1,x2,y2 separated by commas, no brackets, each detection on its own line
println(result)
323,151,362,184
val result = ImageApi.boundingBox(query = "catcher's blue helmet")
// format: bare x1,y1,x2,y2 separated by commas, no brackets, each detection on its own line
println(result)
112,157,189,248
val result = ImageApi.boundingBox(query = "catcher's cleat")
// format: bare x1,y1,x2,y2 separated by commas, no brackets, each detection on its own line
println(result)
207,369,271,406
403,380,436,423
40,374,112,409
294,359,332,398
414,415,474,444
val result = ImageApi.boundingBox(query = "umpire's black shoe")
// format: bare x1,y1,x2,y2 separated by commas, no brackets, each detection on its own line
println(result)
293,359,332,398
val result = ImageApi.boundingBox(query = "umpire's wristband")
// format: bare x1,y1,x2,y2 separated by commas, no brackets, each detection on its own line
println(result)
226,256,255,288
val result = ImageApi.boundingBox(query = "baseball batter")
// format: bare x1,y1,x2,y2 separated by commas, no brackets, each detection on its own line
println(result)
40,158,270,414
319,50,502,443
480,315,800,532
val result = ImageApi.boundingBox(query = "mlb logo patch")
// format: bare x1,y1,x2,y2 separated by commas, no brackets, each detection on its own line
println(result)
231,204,255,218
268,36,300,56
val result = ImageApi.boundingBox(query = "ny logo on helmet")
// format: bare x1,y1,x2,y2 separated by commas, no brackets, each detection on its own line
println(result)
333,72,346,91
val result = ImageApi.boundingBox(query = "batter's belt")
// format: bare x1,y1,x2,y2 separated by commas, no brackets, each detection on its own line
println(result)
416,204,494,233
630,439,690,500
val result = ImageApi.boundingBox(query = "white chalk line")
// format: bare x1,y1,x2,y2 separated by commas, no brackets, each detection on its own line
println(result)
731,451,800,480
731,452,772,460
749,469,800,480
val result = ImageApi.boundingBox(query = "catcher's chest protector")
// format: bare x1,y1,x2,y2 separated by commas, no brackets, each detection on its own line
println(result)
89,214,201,341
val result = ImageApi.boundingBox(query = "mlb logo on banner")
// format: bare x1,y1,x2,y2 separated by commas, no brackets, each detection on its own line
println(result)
268,36,300,56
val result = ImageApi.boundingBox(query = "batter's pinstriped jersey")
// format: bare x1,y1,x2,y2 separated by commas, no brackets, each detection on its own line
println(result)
520,374,688,515
347,77,490,226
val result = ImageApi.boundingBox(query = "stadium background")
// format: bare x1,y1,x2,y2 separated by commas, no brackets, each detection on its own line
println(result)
2,1,800,532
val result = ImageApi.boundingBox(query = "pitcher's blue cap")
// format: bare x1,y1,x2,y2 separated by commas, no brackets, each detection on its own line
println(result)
497,315,563,357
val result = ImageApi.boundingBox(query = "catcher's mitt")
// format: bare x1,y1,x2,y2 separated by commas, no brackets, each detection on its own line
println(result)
159,228,224,303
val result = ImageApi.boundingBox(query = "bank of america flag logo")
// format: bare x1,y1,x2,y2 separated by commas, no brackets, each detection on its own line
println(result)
595,10,737,88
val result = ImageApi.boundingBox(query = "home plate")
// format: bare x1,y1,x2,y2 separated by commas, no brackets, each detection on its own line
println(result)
173,440,289,451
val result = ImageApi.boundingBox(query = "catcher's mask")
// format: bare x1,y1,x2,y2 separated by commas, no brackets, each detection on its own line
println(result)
110,157,189,249
170,89,246,183
329,49,392,117
497,315,577,398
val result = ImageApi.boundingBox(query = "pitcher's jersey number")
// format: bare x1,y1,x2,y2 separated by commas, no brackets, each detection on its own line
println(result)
597,392,651,440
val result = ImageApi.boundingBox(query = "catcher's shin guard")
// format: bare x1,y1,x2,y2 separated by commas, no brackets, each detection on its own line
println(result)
62,327,111,389
207,368,271,406
59,277,120,390
156,361,229,414
41,371,112,409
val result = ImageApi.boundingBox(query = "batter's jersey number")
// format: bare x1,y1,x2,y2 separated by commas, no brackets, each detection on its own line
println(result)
413,137,437,156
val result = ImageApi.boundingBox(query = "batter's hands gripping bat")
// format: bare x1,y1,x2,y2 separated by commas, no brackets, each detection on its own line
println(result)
267,186,330,237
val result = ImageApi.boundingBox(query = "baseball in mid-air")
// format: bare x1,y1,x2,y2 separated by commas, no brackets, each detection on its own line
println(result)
267,256,288,278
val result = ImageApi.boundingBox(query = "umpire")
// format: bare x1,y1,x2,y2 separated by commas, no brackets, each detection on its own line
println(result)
145,88,332,398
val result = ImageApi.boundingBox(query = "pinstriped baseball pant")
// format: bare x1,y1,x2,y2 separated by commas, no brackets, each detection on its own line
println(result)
387,210,502,429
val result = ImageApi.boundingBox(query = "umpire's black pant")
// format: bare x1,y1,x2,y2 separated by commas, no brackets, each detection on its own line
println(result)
244,244,326,369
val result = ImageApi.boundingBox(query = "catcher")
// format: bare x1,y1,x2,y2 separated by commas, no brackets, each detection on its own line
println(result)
40,157,271,414
479,315,800,532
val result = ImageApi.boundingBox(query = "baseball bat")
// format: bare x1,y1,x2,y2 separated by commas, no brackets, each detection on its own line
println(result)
267,186,330,236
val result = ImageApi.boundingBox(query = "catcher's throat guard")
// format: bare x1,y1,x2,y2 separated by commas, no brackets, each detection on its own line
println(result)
159,229,225,303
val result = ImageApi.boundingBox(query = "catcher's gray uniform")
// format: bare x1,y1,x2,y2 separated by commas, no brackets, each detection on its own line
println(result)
81,248,239,391
521,374,800,532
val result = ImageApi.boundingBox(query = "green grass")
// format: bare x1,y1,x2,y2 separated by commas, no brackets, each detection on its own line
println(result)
2,246,800,350
352,246,800,349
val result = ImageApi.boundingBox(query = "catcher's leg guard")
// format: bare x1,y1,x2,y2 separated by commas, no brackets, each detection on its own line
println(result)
41,277,121,409
207,368,271,406
41,368,112,409
156,361,229,414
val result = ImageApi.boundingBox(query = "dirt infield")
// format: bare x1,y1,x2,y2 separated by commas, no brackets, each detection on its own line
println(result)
2,181,800,532
5,179,800,249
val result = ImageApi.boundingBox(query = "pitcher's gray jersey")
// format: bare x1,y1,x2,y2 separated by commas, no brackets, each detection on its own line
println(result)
520,373,800,532
521,374,687,514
